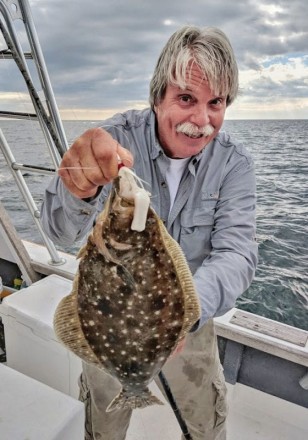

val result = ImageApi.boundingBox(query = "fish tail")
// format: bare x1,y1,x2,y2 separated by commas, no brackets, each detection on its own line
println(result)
106,388,164,412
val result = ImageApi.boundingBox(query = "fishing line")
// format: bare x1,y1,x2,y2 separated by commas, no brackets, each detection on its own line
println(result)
58,123,131,164
58,124,151,190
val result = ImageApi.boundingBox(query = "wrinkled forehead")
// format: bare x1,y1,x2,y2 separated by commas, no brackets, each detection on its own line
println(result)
172,61,220,96
182,63,208,88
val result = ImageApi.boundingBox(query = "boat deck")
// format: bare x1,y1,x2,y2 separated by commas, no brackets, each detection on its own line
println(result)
127,382,308,439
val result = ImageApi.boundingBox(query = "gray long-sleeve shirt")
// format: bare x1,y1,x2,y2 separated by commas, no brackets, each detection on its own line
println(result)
40,108,258,329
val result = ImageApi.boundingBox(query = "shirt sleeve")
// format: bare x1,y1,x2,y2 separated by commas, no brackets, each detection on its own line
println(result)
192,155,258,329
40,175,101,247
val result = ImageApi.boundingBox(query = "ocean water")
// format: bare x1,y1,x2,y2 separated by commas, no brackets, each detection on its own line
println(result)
0,119,307,331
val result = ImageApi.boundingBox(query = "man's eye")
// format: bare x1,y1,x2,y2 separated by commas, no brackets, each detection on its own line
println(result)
179,95,193,103
210,98,223,106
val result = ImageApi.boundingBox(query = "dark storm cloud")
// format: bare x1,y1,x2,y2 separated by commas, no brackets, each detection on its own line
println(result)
1,0,307,115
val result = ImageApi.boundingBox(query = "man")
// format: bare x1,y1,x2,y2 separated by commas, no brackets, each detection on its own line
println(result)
41,25,258,440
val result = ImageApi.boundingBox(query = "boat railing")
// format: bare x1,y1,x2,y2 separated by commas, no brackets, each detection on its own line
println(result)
0,0,68,266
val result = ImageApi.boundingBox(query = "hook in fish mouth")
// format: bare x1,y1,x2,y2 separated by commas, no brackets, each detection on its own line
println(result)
113,167,151,232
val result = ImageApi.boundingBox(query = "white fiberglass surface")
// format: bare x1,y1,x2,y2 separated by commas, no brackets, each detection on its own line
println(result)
127,383,308,440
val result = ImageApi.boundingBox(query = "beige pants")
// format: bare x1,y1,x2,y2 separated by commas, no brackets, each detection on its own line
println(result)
79,319,227,440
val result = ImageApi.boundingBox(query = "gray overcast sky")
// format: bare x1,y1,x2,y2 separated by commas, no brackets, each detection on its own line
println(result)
1,0,307,119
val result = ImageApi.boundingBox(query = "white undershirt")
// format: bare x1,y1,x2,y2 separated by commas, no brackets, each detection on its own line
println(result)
165,157,190,211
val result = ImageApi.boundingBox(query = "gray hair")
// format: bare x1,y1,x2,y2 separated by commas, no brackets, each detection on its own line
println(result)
149,25,239,108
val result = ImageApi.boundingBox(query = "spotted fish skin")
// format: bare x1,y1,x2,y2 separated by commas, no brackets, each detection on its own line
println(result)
54,168,201,411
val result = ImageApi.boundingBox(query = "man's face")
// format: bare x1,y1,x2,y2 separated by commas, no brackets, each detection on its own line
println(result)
154,64,227,158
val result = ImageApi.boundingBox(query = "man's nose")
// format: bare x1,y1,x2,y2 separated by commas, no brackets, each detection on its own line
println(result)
189,104,210,127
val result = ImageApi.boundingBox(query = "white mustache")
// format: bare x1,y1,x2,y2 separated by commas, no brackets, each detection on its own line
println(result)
176,122,214,137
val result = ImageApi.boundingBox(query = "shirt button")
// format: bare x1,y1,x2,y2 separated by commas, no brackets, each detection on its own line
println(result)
80,209,91,215
161,181,167,188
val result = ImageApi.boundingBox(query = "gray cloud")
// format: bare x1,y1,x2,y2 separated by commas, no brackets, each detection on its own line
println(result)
1,0,307,116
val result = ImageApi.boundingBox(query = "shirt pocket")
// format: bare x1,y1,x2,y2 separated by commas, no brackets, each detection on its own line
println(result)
179,204,216,272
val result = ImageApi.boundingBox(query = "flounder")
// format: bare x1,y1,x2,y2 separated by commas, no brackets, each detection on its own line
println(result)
54,167,201,412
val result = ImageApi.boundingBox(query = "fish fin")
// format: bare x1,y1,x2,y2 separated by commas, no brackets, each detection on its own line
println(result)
156,214,201,338
53,274,100,366
106,389,164,412
76,243,88,259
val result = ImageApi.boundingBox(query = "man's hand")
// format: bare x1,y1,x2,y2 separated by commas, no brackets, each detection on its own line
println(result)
58,128,133,199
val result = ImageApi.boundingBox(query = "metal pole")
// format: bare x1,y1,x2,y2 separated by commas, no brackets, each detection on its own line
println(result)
20,0,69,154
0,17,63,165
0,129,65,266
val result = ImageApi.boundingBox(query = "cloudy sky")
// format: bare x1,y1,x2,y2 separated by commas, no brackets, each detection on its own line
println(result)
1,0,307,119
